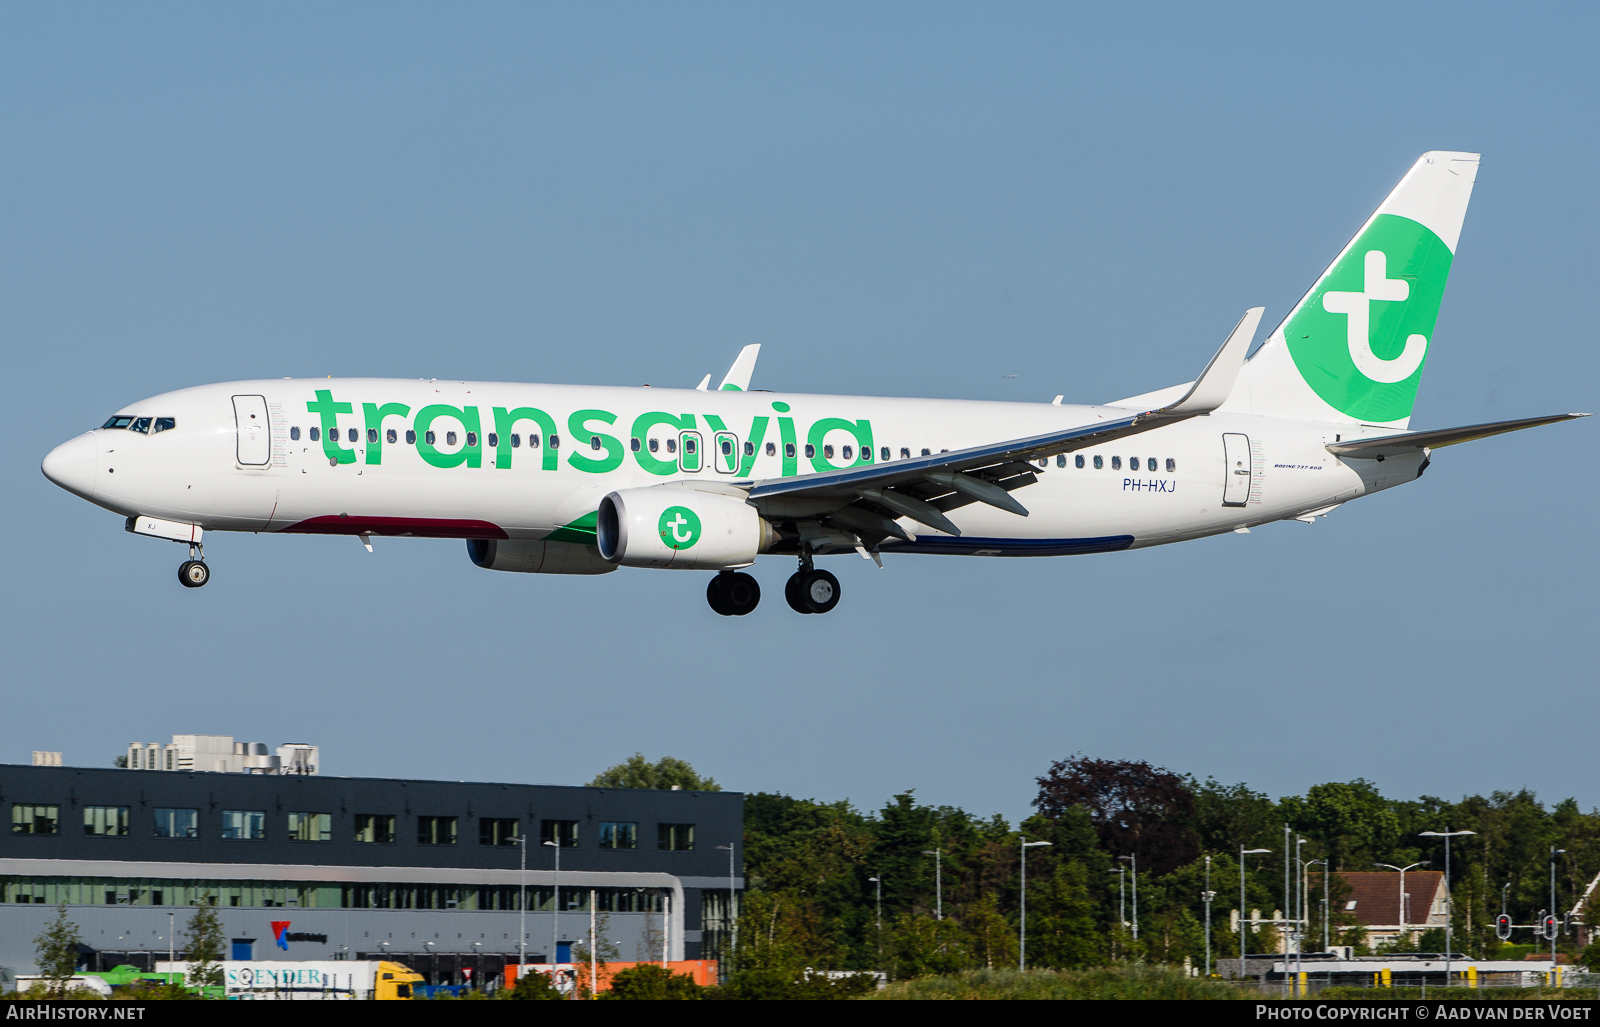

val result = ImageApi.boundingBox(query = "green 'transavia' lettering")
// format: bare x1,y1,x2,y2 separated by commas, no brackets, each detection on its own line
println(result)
415,405,482,469
307,390,355,465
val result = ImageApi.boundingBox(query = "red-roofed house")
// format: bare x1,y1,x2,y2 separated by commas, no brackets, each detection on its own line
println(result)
1337,871,1449,949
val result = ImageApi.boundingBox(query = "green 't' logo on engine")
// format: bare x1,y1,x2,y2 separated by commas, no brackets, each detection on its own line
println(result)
658,506,701,550
1285,213,1453,423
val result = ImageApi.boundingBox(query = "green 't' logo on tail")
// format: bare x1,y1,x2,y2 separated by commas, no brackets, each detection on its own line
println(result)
658,506,701,550
1285,214,1453,423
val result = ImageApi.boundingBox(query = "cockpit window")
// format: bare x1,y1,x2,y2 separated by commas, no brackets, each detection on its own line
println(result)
153,417,176,434
129,417,152,435
101,416,134,430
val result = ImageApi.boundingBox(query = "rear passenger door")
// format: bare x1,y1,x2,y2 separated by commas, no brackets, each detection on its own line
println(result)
1222,433,1251,506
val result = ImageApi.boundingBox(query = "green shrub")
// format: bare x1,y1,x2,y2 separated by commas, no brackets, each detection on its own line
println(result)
866,965,1258,1001
604,964,702,1000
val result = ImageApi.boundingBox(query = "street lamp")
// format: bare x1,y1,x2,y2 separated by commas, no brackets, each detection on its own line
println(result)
921,849,943,920
544,839,561,969
512,835,528,972
1239,847,1272,978
1107,867,1126,960
715,843,738,975
1019,839,1052,970
1117,855,1139,941
1419,829,1476,985
1305,859,1327,955
1550,847,1567,967
1202,856,1216,977
1373,861,1429,950
867,876,883,957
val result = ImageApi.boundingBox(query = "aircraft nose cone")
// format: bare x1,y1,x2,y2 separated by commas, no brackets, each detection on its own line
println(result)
42,432,97,499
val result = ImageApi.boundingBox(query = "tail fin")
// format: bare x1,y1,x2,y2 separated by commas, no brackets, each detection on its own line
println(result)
1223,151,1480,427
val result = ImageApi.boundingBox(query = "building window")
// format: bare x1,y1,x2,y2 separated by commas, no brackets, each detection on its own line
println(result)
83,806,129,837
540,820,579,848
418,816,458,846
12,804,59,836
599,822,638,850
658,823,695,851
479,818,520,846
354,814,395,844
221,810,266,841
287,813,332,842
153,808,198,839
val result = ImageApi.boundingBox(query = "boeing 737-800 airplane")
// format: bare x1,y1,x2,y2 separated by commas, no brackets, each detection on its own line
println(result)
41,152,1584,615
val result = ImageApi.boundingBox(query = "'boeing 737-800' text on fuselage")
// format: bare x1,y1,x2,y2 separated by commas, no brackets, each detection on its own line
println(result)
39,152,1587,615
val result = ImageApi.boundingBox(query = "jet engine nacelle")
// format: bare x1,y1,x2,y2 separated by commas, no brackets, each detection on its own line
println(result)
597,485,773,569
466,538,616,575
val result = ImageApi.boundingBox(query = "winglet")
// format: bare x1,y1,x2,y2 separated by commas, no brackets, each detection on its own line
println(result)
718,344,761,391
695,374,712,392
1158,307,1264,415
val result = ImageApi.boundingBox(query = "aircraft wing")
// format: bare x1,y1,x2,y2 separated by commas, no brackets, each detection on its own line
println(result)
745,309,1264,539
1326,413,1588,460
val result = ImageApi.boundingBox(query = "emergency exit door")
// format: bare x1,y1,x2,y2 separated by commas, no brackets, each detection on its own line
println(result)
233,395,271,466
1222,433,1251,506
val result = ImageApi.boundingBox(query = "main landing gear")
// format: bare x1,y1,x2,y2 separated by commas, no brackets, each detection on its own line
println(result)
707,571,760,616
177,544,210,589
784,548,840,615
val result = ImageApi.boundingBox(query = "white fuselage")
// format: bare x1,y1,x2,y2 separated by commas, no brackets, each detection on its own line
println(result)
42,378,1421,559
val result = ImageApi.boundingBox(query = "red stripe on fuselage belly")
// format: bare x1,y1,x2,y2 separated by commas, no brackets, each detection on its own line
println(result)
281,516,509,540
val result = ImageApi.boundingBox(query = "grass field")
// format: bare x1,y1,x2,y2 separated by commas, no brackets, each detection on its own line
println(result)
863,965,1261,1000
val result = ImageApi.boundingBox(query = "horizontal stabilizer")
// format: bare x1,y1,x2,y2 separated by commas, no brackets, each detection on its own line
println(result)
1326,413,1588,459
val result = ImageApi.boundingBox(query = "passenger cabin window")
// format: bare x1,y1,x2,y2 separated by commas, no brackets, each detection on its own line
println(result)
630,437,641,452
290,427,300,441
1093,455,1103,469
1075,455,1085,468
221,810,266,841
425,431,436,445
649,438,660,453
1111,456,1121,470
921,448,931,456
529,434,542,448
478,818,520,846
466,432,478,447
881,447,890,461
549,434,560,449
101,416,134,430
154,417,175,433
347,428,358,443
1166,458,1176,472
721,438,733,456
310,427,321,442
83,806,129,837
153,808,198,838
12,804,59,835
658,823,695,851
784,443,795,459
446,432,457,446
743,441,755,457
541,820,579,848
1146,457,1156,471
487,433,497,447
287,813,332,842
368,429,378,444
823,445,834,459
406,430,416,445
804,444,816,458
765,442,776,456
417,816,458,846
901,448,910,459
511,434,522,448
599,822,638,850
387,429,397,444
130,417,151,434
1056,455,1066,468
666,438,676,454
353,814,396,844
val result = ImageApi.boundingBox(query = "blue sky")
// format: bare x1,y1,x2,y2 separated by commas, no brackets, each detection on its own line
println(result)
4,3,1595,823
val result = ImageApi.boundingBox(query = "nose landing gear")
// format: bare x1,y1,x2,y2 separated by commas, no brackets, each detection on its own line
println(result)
177,544,210,588
707,571,760,616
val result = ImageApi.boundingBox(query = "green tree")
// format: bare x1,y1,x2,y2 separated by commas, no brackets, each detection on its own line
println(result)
603,964,701,1000
184,903,225,990
33,904,82,998
501,970,564,1000
588,754,719,791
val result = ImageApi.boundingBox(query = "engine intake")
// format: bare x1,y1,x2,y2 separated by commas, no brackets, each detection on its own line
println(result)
597,486,772,569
